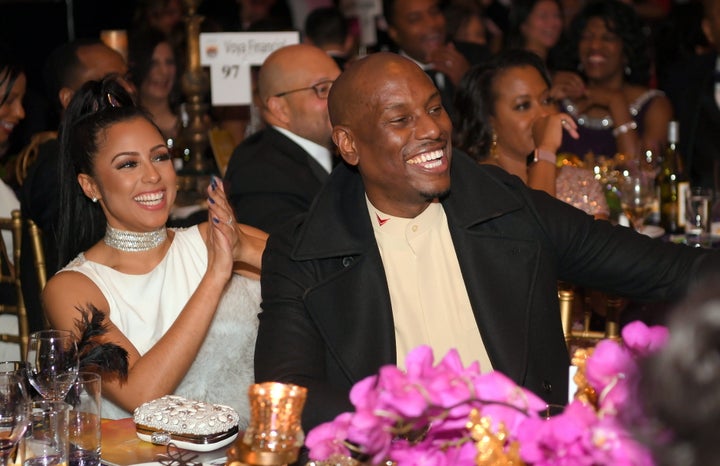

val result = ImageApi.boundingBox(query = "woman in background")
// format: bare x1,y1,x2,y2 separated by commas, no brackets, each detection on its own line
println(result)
128,28,181,145
455,49,609,218
444,1,504,54
0,46,25,250
554,0,672,160
42,76,267,424
506,0,564,67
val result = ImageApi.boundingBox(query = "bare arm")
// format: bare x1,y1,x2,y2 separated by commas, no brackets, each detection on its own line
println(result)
582,88,640,158
640,94,673,155
428,43,471,86
528,113,579,196
43,263,229,412
43,182,244,412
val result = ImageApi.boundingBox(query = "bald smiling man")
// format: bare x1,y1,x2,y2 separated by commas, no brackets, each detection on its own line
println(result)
254,53,720,432
224,44,341,234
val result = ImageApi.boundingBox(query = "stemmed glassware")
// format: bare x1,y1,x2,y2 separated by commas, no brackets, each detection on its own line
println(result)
26,330,79,402
619,169,656,233
0,373,29,466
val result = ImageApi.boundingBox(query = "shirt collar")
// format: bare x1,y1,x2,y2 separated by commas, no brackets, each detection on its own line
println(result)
273,125,333,173
365,195,443,237
399,50,433,71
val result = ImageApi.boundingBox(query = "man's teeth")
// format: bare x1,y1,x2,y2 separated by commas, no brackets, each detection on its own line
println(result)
407,150,444,165
135,193,164,205
0,121,14,131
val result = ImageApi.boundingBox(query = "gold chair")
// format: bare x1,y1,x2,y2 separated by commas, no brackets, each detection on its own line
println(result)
0,210,29,359
15,131,57,186
559,282,624,351
208,127,236,177
27,219,47,294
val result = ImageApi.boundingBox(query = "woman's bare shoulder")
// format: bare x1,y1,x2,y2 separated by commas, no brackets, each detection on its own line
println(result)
43,270,109,329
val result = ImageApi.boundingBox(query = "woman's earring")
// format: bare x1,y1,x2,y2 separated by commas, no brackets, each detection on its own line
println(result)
490,131,499,161
624,65,631,76
92,197,98,203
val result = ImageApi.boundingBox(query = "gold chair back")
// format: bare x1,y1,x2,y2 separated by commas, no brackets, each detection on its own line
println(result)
559,282,623,351
208,127,236,177
27,219,47,293
15,131,57,186
0,210,29,359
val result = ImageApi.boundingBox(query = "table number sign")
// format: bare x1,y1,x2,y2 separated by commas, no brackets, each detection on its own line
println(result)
200,32,300,106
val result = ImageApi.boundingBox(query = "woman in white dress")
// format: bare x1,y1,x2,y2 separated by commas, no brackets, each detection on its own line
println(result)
42,76,267,425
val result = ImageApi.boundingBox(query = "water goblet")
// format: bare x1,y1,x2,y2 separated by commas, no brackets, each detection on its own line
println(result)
685,187,713,247
26,330,79,402
0,373,29,466
619,172,656,233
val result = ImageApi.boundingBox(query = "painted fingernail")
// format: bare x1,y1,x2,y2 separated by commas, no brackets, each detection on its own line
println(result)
212,217,219,224
208,196,215,204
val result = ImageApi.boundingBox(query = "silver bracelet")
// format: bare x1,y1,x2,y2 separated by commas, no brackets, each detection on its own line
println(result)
532,148,557,164
612,120,638,137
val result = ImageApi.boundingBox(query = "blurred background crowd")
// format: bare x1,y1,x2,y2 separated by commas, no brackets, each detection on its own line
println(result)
0,0,714,171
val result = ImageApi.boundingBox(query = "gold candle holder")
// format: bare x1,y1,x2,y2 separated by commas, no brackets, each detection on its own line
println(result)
180,0,211,176
227,382,307,466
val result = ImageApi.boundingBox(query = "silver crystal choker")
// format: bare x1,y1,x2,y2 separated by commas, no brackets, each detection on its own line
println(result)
104,225,167,252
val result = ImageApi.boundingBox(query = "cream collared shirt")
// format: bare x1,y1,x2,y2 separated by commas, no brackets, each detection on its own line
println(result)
366,197,493,372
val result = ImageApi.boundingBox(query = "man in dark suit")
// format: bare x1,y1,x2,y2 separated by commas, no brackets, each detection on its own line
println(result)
663,0,720,190
224,44,341,234
304,6,354,71
254,53,720,431
382,0,491,123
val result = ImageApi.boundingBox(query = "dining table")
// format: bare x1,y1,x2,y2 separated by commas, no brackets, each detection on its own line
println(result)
100,418,230,466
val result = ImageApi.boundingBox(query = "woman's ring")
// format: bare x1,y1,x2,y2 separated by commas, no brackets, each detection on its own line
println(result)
226,218,234,226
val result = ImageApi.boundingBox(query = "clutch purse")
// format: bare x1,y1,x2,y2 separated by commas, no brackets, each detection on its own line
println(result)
133,395,240,452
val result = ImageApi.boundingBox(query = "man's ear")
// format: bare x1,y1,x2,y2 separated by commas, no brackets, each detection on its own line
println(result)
387,25,398,45
702,18,715,47
77,173,100,202
59,87,74,110
342,34,355,56
264,95,291,125
332,126,359,166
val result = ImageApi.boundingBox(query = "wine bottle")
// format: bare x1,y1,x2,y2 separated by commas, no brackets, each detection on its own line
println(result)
657,120,689,234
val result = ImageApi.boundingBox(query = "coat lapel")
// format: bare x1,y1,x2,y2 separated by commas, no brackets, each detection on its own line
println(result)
443,155,538,381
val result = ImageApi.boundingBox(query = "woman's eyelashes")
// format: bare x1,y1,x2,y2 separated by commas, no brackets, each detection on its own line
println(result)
153,151,172,163
114,152,172,170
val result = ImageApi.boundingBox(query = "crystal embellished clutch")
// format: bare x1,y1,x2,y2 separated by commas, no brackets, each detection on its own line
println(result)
133,395,240,452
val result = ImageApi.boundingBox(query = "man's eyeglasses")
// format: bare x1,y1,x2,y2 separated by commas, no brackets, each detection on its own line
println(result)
274,80,334,99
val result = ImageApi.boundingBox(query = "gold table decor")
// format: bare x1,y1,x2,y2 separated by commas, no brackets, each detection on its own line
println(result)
226,382,307,466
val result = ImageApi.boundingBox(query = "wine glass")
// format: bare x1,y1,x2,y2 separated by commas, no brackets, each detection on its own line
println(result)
26,330,79,401
685,186,713,247
0,373,29,466
619,172,656,232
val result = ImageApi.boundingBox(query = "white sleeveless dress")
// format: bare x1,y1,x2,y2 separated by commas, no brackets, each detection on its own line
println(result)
60,226,261,427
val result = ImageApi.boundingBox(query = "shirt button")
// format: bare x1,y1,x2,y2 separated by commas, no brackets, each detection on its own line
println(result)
411,225,418,232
